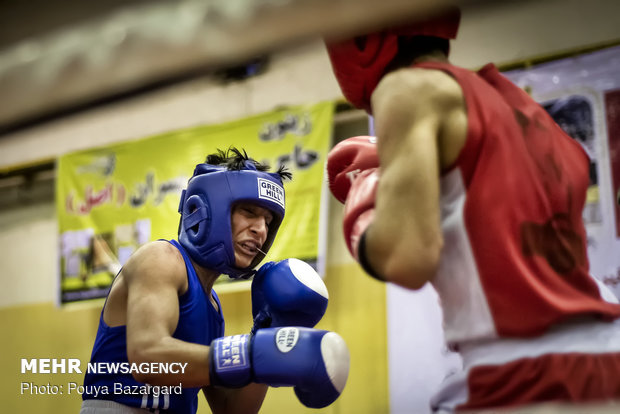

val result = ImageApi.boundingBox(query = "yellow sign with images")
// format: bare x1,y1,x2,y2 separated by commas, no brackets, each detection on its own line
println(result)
56,101,334,303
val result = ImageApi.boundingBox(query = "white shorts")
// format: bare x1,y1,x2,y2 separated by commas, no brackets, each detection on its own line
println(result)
80,400,153,413
432,318,620,413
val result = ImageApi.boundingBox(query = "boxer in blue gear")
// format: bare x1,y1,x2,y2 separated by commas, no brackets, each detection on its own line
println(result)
81,148,348,414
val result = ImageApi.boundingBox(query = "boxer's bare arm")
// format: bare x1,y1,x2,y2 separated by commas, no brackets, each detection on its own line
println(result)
117,241,214,387
365,68,466,289
109,241,269,411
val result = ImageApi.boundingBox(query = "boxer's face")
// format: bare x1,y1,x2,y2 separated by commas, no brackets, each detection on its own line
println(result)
231,202,273,268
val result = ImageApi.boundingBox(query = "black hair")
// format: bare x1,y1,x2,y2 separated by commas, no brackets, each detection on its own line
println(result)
205,147,292,181
178,147,292,236
384,36,450,74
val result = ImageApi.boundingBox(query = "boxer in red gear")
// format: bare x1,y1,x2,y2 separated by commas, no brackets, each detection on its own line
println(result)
325,6,620,413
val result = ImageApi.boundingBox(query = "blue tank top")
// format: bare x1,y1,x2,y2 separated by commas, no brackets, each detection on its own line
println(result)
83,239,225,413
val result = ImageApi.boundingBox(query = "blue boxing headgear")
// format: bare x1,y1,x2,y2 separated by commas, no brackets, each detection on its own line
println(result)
178,161,286,279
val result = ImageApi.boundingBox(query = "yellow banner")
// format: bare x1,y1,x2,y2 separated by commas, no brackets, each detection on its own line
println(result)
56,101,334,303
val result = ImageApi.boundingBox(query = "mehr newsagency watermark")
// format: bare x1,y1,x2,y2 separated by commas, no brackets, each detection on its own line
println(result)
20,358,183,396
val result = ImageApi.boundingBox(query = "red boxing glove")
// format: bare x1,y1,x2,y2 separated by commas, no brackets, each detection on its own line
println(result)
327,136,379,204
328,136,383,278
342,169,379,259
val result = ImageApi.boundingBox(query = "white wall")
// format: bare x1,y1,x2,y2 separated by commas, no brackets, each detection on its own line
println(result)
451,0,620,69
0,41,342,171
0,202,57,307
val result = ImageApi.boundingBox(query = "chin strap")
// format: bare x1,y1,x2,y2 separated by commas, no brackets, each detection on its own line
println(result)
237,269,256,280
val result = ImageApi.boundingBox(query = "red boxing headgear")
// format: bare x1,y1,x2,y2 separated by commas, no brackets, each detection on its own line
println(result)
325,8,461,113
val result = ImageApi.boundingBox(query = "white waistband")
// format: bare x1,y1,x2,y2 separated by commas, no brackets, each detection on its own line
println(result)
80,400,153,414
457,318,620,370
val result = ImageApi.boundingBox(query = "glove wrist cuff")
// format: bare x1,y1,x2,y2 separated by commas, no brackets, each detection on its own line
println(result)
209,334,252,388
358,230,385,282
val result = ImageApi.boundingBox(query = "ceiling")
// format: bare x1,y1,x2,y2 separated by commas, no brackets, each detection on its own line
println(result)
0,0,487,134
0,0,158,49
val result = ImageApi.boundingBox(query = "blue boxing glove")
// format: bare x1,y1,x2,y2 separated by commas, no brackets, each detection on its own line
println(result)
209,327,350,408
251,259,328,335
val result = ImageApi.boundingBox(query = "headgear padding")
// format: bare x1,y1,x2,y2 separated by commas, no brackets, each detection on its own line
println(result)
178,161,286,279
325,8,461,113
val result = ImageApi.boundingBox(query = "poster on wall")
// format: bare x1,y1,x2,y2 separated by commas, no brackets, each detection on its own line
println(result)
56,101,334,304
503,45,620,299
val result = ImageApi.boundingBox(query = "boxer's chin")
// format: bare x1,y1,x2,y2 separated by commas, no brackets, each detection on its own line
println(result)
233,249,255,269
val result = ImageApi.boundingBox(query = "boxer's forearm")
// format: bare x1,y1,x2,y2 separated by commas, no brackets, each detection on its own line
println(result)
128,336,212,387
368,71,445,289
